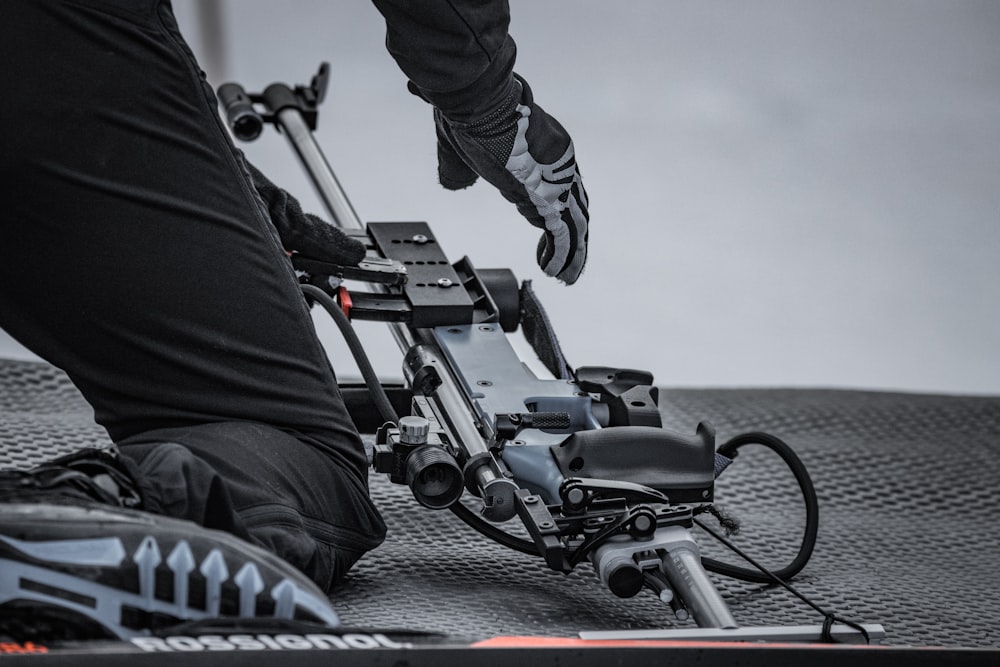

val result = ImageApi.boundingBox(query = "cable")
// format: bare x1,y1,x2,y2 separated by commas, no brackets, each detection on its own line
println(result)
695,518,870,644
452,430,821,578
699,431,819,583
307,279,820,593
448,500,539,556
300,283,399,425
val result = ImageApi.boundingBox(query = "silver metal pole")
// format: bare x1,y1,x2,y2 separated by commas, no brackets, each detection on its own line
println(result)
272,103,521,521
404,344,518,522
272,107,415,351
275,108,363,231
661,541,738,629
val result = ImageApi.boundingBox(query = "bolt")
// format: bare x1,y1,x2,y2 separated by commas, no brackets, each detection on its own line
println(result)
412,234,429,244
437,278,453,288
567,488,586,506
634,515,653,533
524,496,538,504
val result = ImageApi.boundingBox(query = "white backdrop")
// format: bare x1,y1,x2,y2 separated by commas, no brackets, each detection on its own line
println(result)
3,0,998,395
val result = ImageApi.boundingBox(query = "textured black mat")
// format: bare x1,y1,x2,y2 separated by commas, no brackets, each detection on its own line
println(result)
1,358,998,648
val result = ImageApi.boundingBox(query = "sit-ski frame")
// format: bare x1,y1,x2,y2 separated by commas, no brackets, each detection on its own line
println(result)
219,63,883,644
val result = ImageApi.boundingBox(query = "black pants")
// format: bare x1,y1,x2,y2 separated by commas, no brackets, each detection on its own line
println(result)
0,0,385,590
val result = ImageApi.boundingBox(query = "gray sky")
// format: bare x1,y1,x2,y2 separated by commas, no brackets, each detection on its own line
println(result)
3,0,998,395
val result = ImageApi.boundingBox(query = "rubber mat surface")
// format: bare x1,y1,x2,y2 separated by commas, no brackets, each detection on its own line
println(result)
1,359,998,648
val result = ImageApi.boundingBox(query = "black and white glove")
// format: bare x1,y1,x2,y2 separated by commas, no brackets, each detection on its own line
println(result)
433,74,589,284
246,162,366,266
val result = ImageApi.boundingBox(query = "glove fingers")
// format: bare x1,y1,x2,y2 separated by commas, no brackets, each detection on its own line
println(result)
246,161,365,265
432,74,590,284
554,181,589,283
294,213,366,265
435,110,479,191
536,178,588,285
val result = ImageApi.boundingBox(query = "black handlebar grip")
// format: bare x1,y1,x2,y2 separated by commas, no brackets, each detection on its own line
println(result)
525,412,572,430
495,411,571,440
217,83,263,141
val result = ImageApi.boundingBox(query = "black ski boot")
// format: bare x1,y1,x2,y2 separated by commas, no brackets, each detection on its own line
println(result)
0,448,340,641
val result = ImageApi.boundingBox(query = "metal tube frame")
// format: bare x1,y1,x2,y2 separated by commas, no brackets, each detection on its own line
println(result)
250,77,882,644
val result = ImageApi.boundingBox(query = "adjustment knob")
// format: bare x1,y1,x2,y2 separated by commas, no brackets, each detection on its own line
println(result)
398,415,430,445
605,556,644,598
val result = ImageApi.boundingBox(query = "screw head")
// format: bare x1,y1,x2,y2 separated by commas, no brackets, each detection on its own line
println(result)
567,488,586,506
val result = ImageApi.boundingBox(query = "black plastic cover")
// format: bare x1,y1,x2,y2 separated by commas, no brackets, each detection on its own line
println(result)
550,423,717,503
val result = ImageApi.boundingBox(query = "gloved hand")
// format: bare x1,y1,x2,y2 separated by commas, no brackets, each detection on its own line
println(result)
246,162,366,266
433,74,589,284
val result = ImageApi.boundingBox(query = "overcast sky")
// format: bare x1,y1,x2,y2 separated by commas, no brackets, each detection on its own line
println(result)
3,1,998,396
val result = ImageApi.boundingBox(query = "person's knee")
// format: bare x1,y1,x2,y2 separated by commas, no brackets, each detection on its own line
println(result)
121,441,247,536
117,423,386,589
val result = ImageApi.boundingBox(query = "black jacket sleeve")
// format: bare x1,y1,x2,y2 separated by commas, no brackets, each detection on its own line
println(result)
371,0,516,121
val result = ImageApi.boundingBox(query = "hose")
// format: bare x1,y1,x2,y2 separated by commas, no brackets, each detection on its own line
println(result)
701,431,819,583
300,283,399,425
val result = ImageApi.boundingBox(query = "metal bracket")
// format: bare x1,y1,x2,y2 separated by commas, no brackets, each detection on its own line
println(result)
580,624,887,644
559,477,669,514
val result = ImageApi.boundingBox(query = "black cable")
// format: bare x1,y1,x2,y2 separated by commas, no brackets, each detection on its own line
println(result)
300,283,399,425
695,518,871,644
307,284,820,590
700,431,819,583
448,500,539,556
450,497,636,569
453,430,821,577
